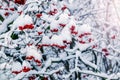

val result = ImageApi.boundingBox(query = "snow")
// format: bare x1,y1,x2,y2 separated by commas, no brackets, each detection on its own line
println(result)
1,0,120,80
41,13,53,22
61,27,72,42
69,0,74,4
27,4,39,12
50,20,58,30
22,60,31,68
59,52,67,58
78,24,92,34
58,13,69,24
27,45,42,60
51,35,64,46
0,63,11,70
0,12,19,34
42,35,51,45
0,74,8,80
0,51,7,59
25,0,38,4
68,18,78,30
78,51,97,69
77,43,91,51
13,14,33,29
20,47,27,54
64,9,70,15
12,62,22,72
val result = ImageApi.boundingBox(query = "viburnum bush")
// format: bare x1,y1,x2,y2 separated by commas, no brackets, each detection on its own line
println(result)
0,0,120,80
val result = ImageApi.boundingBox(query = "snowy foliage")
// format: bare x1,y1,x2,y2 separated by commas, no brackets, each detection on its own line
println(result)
0,0,120,80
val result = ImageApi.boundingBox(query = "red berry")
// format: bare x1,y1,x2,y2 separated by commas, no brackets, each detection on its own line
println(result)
38,32,43,35
68,14,71,16
37,44,42,48
23,66,31,72
35,59,42,66
14,0,25,5
102,48,108,52
24,24,34,29
48,9,58,15
42,44,50,46
54,9,58,14
88,38,92,43
59,45,67,49
52,44,57,47
79,41,86,44
36,13,42,18
92,45,97,48
24,24,28,29
43,77,48,80
37,63,42,66
71,31,78,35
29,76,36,80
51,29,58,32
18,11,22,15
28,24,34,29
105,53,109,56
12,70,22,74
26,56,34,60
61,6,67,11
19,26,24,31
5,8,8,10
79,34,84,38
92,45,95,48
84,32,91,35
59,23,66,27
111,35,115,39
34,59,41,63
48,11,54,15
83,75,87,78
10,8,15,11
4,12,9,16
70,25,75,31
63,40,67,43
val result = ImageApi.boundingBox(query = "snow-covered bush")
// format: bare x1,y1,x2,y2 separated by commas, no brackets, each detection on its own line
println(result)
0,0,120,80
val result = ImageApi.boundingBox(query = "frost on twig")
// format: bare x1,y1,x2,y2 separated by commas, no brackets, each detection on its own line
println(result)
0,0,120,80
